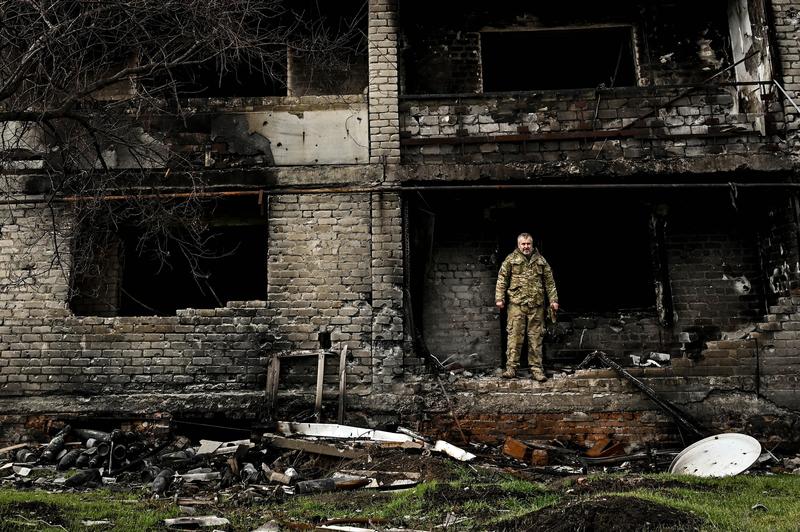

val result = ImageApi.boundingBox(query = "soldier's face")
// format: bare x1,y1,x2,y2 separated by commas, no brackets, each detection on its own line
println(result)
517,238,533,256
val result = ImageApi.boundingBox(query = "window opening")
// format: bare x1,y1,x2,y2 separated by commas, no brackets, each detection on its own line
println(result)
70,198,267,316
481,26,637,92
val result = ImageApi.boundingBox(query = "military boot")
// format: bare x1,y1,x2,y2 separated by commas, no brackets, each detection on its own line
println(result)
501,368,516,379
530,367,547,382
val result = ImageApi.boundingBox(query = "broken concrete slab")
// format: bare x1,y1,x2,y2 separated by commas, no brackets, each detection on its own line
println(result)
12,465,31,476
196,440,223,455
277,422,414,443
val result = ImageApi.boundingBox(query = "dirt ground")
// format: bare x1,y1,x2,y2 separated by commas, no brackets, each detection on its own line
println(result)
0,500,69,529
507,495,703,532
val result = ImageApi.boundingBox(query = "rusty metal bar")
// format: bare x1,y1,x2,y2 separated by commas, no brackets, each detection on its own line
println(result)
62,190,262,202
4,181,800,206
578,350,706,438
621,50,761,130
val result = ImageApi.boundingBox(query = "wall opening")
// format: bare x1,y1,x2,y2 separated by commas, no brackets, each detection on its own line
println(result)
481,27,637,92
287,0,368,96
70,197,267,317
410,190,656,370
143,60,287,98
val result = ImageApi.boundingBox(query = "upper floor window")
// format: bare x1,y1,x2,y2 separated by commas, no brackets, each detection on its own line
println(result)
480,26,638,92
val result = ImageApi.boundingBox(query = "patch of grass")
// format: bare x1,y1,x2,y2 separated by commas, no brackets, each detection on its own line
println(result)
598,474,800,532
0,488,177,532
1,472,797,531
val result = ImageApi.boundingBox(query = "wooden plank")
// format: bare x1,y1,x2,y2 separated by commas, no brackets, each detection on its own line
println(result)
375,441,427,450
0,443,31,455
314,352,326,422
266,435,365,459
337,345,348,424
265,355,276,404
267,356,281,420
277,350,325,359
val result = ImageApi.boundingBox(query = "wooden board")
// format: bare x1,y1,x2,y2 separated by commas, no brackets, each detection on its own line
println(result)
266,435,364,459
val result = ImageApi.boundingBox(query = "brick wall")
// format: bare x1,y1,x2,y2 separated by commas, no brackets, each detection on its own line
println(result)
422,238,501,369
267,194,374,393
368,0,401,164
668,209,765,341
0,198,70,319
370,193,416,391
0,303,270,396
771,0,800,134
418,367,800,446
400,87,776,164
70,238,121,317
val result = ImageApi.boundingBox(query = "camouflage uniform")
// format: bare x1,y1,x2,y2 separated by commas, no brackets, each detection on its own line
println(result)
495,249,558,376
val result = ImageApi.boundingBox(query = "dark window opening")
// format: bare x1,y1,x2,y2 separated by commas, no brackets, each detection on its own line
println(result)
144,60,287,98
288,0,368,96
481,27,637,92
70,198,267,317
410,190,656,370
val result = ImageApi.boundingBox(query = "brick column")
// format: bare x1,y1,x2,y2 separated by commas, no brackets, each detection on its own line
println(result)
370,193,405,392
771,0,800,133
368,0,401,164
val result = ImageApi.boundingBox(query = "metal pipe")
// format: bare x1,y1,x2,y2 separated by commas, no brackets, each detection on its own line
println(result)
50,182,800,200
773,79,800,116
3,181,800,205
621,50,762,130
578,350,706,438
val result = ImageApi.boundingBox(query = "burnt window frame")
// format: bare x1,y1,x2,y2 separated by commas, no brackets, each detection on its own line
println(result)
69,197,269,317
478,24,642,93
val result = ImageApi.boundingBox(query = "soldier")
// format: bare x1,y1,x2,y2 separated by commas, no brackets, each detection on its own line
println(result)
495,233,559,381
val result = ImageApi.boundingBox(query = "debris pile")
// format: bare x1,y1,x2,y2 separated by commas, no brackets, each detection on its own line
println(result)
0,422,477,503
0,419,791,529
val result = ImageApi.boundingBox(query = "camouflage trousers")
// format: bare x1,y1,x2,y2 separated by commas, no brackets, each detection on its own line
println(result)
505,303,545,371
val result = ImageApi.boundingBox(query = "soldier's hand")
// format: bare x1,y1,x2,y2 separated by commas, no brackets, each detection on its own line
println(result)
496,300,505,310
550,302,559,311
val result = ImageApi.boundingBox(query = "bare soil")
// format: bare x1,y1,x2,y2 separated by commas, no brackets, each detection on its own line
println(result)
0,501,69,531
502,495,703,532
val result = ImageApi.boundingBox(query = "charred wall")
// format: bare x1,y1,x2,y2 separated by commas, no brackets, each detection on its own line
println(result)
5,0,800,447
415,190,777,370
401,0,733,95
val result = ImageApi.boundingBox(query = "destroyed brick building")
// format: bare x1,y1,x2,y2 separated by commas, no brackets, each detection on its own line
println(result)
2,0,800,448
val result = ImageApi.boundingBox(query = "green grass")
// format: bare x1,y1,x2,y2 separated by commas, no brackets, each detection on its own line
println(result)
597,474,800,532
1,473,798,531
0,488,178,532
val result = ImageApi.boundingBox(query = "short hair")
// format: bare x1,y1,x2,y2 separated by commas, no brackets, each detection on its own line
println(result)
517,233,533,242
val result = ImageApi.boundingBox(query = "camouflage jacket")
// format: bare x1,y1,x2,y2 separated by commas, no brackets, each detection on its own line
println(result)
495,249,558,307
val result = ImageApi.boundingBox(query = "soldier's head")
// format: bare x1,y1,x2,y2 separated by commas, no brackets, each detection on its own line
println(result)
517,233,534,256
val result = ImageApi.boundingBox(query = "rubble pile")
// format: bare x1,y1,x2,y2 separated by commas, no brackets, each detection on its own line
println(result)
0,421,794,529
0,422,481,503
